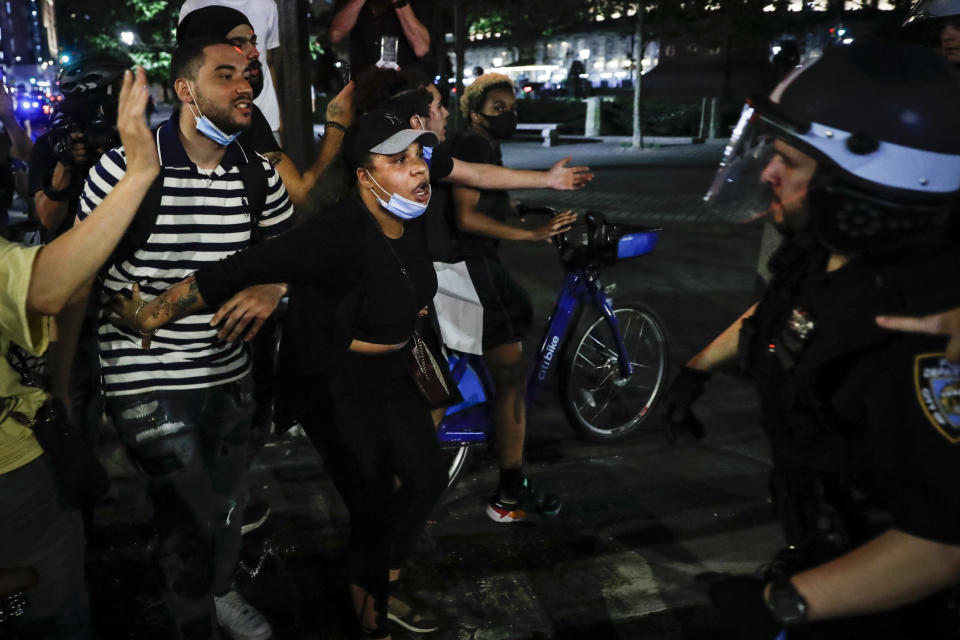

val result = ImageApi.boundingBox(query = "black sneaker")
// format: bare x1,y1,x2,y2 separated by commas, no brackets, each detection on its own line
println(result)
240,500,271,536
387,582,440,633
486,478,561,523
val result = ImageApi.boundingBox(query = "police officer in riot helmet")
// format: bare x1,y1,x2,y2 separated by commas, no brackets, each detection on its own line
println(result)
28,51,129,239
665,42,960,639
25,51,130,475
904,0,960,66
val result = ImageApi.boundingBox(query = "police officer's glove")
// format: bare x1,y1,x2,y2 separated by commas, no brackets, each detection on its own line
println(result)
661,366,710,444
706,574,781,640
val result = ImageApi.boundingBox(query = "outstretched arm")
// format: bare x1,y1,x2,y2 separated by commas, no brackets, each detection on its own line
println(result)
876,307,960,362
686,303,758,371
452,184,576,242
445,156,593,191
787,529,960,621
110,278,208,348
27,68,157,316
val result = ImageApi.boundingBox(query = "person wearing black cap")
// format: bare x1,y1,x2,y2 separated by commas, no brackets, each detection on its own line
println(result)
178,5,351,210
109,109,450,638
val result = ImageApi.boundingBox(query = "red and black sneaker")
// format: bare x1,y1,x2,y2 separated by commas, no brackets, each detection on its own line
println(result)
485,478,561,523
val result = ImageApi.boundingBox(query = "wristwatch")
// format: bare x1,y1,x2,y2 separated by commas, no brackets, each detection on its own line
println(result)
764,578,809,626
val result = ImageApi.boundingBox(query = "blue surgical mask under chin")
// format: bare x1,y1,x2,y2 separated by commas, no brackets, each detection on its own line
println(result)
367,172,430,220
187,85,241,146
414,117,434,167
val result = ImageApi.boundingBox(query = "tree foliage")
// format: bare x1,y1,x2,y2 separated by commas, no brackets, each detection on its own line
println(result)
57,0,179,86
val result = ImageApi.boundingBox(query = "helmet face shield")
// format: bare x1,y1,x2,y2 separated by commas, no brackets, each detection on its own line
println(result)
904,0,960,26
703,103,780,224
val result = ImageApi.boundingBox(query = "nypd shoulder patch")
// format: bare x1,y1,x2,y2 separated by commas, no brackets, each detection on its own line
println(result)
915,353,960,443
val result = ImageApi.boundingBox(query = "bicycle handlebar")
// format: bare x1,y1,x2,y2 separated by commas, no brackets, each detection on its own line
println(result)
516,204,660,269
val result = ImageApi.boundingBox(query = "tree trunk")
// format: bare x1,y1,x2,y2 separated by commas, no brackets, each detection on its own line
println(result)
631,2,643,149
277,0,313,169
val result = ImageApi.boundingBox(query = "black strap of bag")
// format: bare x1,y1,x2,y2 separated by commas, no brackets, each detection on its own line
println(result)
4,347,108,511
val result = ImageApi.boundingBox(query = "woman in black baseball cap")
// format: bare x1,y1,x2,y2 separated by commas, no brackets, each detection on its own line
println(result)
110,109,446,638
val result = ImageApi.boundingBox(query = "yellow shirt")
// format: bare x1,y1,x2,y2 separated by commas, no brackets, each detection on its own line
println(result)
0,238,49,474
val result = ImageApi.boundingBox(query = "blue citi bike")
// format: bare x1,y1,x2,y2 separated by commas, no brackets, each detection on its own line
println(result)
437,206,670,489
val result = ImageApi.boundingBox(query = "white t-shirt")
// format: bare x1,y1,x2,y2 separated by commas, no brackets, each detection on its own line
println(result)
179,0,282,132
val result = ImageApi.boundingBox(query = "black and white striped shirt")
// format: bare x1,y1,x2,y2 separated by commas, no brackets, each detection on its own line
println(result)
78,117,294,397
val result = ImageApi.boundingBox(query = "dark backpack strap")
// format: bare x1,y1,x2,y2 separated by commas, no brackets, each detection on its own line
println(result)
237,152,269,244
105,170,164,272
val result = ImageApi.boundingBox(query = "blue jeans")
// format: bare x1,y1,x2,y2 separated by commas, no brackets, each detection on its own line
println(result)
106,375,254,639
0,454,90,640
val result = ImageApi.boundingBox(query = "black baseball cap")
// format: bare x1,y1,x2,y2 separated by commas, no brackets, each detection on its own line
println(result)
343,109,439,169
177,6,251,46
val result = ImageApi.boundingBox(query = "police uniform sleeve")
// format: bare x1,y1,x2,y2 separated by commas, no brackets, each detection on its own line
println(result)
842,337,960,545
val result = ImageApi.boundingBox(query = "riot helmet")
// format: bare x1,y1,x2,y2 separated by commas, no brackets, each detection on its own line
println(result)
903,0,960,66
705,42,960,254
57,52,131,121
904,0,960,27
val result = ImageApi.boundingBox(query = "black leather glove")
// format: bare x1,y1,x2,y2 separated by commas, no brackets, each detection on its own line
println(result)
661,366,711,443
707,574,782,640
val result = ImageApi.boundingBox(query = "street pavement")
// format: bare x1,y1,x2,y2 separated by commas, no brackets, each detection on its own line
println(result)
80,139,783,639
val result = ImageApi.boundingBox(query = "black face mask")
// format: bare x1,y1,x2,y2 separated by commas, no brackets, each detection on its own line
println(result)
480,110,518,140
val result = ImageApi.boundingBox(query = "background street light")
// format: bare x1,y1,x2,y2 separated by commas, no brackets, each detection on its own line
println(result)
120,31,135,46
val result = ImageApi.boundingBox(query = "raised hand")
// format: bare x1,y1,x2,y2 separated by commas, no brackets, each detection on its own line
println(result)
327,80,355,128
116,66,159,181
546,157,594,191
210,283,286,343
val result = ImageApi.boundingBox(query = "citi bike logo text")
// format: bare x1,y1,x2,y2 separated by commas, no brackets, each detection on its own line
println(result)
538,336,560,381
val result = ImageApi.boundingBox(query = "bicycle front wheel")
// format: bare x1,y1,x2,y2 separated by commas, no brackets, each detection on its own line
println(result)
560,303,669,442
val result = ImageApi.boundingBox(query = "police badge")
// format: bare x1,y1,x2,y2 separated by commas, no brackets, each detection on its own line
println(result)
915,353,960,443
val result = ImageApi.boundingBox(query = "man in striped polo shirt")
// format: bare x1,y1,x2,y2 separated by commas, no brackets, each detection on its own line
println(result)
77,36,292,640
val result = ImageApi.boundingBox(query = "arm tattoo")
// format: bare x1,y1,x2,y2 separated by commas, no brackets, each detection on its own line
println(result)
327,102,344,119
151,275,201,323
264,151,283,168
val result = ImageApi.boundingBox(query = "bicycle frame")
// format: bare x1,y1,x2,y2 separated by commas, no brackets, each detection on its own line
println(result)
524,270,633,408
438,268,634,444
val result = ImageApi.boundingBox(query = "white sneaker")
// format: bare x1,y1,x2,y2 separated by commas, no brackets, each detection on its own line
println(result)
214,589,272,640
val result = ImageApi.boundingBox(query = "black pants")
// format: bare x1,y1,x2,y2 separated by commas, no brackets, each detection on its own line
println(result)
296,348,447,627
464,254,533,350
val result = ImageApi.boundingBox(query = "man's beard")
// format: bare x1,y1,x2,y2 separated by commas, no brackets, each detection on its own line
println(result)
196,92,251,135
246,59,264,99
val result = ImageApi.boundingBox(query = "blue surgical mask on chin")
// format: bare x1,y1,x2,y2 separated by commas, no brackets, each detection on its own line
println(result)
366,171,430,220
414,116,434,166
187,84,241,146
